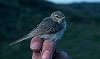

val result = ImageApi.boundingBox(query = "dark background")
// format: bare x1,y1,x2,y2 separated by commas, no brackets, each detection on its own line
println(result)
0,0,100,59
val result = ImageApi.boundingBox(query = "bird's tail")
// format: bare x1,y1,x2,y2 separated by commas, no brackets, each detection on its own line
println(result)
9,35,33,46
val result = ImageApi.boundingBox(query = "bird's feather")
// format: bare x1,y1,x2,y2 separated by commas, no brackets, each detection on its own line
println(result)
32,17,63,34
9,34,34,46
9,17,64,46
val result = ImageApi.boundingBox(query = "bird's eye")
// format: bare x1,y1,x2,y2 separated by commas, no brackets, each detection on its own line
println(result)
56,15,59,18
54,15,59,18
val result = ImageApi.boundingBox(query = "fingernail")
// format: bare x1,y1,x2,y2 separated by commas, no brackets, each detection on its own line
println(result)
32,57,36,59
42,50,50,59
31,42,41,49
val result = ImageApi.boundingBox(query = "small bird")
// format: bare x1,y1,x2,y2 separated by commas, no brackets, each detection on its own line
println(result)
9,11,67,46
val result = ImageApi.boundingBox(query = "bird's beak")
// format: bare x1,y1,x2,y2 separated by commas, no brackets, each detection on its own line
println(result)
62,17,66,19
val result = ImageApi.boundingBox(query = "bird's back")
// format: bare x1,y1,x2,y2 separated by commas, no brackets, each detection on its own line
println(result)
29,17,63,36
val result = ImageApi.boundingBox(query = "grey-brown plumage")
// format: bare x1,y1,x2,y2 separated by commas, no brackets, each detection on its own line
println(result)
9,11,67,46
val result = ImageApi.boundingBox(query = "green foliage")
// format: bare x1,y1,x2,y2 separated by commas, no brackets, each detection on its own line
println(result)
0,0,100,59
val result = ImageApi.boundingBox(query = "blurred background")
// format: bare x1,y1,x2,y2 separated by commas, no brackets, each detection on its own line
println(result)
0,0,100,59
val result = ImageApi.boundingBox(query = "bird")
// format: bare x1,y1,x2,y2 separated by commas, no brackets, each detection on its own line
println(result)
9,11,67,46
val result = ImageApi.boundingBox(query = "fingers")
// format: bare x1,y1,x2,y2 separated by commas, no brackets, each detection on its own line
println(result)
30,36,43,52
30,37,69,59
58,51,69,59
30,36,44,59
53,49,69,59
41,40,56,59
30,37,56,59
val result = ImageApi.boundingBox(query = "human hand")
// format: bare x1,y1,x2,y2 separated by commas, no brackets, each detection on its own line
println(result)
30,36,69,59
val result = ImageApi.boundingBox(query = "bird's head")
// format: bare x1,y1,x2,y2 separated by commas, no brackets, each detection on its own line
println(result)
51,11,65,23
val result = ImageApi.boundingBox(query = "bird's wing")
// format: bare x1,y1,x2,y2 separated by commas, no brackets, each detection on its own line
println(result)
29,17,63,35
9,17,63,46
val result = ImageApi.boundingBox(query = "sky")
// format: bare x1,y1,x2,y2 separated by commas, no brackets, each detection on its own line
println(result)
47,0,100,4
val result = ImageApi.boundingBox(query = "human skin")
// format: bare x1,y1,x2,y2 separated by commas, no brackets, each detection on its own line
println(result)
30,36,69,59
